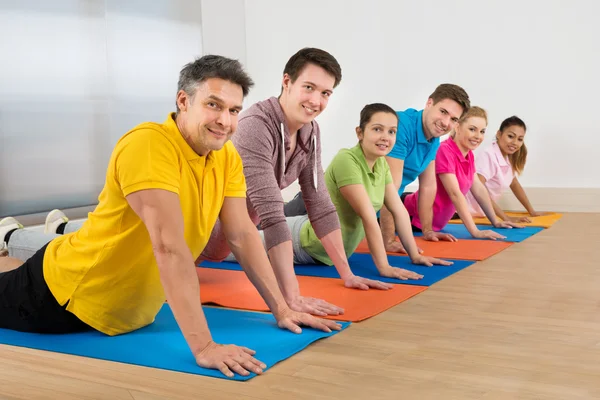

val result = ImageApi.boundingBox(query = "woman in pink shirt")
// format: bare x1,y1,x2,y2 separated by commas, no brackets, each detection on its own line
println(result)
466,116,544,222
402,107,521,240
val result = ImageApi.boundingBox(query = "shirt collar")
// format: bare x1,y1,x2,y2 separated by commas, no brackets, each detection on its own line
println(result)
164,113,214,164
352,143,381,175
416,110,431,144
492,141,510,167
448,136,471,163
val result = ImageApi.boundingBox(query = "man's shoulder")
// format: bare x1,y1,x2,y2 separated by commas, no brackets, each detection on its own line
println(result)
396,108,421,137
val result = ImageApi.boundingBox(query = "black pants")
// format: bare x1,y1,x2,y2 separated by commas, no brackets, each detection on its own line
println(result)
284,191,308,217
399,192,422,233
0,243,90,333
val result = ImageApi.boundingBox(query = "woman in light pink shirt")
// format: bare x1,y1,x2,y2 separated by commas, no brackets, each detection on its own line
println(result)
466,116,544,222
403,107,521,240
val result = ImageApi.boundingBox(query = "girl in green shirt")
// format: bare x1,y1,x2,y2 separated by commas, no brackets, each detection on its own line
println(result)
228,103,451,284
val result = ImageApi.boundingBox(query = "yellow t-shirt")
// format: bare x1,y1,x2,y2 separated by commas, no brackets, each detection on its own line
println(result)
43,113,246,336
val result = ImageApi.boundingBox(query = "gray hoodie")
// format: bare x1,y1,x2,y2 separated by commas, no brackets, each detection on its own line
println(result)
201,96,340,260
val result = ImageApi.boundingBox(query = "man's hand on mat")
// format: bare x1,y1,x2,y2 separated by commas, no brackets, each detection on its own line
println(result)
287,295,344,316
493,220,523,229
422,230,458,243
385,240,423,255
195,341,266,378
343,274,393,290
379,266,423,280
275,308,342,334
410,255,453,267
473,229,506,240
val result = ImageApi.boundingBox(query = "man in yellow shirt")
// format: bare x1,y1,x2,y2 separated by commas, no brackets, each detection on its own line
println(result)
0,55,340,378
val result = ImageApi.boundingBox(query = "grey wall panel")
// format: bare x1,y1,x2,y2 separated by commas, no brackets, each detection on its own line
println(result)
0,0,202,217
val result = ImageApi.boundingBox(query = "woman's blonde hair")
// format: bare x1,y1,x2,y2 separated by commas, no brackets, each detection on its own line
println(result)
451,106,488,138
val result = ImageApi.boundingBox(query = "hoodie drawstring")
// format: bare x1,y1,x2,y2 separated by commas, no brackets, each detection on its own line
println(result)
281,122,318,191
280,122,286,179
313,135,318,190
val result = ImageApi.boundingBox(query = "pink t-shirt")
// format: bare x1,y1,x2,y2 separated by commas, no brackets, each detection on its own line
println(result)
466,141,515,216
404,137,475,231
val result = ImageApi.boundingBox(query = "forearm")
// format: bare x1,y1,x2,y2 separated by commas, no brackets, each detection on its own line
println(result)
156,249,211,356
417,185,436,233
379,205,397,245
363,218,392,273
392,208,421,260
319,229,353,280
511,182,535,213
228,230,290,315
491,198,509,221
450,192,479,234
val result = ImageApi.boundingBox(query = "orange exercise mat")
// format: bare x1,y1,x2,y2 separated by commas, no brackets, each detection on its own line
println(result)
197,268,427,322
448,212,562,228
355,236,513,261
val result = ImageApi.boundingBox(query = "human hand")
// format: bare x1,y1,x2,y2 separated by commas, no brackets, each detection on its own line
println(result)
422,230,458,243
379,266,423,280
473,229,506,240
286,295,344,317
195,341,266,378
343,274,393,290
410,255,454,267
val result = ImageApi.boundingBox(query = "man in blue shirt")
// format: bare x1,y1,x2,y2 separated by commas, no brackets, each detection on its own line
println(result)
380,84,470,253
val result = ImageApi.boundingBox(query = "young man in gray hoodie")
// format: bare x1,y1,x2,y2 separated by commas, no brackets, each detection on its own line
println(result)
201,48,389,316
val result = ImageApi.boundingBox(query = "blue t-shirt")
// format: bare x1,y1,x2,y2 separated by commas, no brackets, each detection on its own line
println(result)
387,108,440,194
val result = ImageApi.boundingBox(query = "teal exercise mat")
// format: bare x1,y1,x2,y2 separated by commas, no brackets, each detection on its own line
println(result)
0,304,350,381
201,253,475,286
414,224,544,242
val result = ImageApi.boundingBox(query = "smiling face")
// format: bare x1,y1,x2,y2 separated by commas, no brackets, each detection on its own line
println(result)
496,124,526,156
422,98,464,139
454,116,487,154
175,78,244,156
357,111,398,163
279,63,335,128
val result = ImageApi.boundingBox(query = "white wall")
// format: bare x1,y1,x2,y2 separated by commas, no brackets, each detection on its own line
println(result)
243,0,600,190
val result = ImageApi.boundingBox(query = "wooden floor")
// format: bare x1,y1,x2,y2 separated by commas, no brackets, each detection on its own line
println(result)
1,213,599,399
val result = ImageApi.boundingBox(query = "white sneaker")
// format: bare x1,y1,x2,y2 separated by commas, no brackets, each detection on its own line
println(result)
44,209,69,234
0,217,24,245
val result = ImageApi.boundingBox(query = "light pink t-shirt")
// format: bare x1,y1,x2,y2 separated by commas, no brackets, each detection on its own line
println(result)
466,141,515,216
404,137,475,231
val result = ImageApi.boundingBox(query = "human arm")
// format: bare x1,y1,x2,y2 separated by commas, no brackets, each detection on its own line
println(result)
232,118,342,315
438,173,506,240
338,183,423,280
128,189,265,378
380,156,406,253
470,177,522,229
510,176,545,217
318,228,393,289
384,183,453,268
418,161,457,243
220,196,342,331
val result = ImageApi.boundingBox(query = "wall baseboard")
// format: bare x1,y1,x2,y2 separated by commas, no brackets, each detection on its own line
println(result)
405,185,600,213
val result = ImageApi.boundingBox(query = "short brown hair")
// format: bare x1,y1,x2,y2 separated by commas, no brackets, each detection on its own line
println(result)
283,47,342,88
429,83,471,116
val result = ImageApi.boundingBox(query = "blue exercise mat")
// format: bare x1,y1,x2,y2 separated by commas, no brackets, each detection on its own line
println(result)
201,253,474,287
0,304,349,381
414,224,544,242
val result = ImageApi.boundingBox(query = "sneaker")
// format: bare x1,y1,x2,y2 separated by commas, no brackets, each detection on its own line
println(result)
44,209,69,234
0,217,24,246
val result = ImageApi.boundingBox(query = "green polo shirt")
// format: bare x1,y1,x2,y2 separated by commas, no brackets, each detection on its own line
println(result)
300,143,392,265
